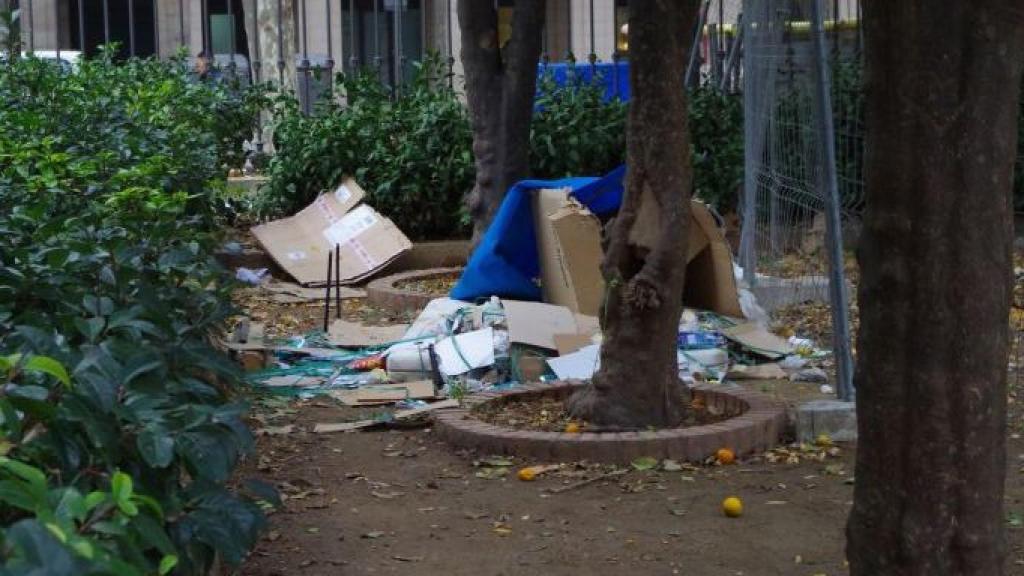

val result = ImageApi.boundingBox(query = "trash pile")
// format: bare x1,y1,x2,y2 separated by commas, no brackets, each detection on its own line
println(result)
230,172,837,414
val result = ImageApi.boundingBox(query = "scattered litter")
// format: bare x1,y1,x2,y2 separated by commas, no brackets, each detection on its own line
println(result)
721,322,794,359
725,362,787,380
547,344,600,380
779,355,808,370
329,320,409,348
236,267,270,285
791,367,829,383
312,399,460,433
435,328,496,376
820,384,835,394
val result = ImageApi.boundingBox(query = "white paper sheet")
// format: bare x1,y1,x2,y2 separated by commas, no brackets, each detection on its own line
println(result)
435,328,495,376
546,344,601,380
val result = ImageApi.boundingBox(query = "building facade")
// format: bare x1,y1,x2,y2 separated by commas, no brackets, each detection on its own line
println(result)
6,0,859,90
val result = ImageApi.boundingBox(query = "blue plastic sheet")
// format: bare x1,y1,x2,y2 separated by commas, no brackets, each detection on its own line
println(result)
538,61,631,102
450,166,626,303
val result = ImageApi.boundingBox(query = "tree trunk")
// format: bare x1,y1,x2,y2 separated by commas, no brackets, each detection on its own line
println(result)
457,0,544,243
847,2,1024,574
567,0,700,429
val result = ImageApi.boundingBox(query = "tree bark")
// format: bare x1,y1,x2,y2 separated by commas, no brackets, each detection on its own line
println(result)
567,0,700,429
457,0,544,243
847,2,1024,574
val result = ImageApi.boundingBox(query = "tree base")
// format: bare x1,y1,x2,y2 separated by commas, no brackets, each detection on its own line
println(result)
567,374,688,430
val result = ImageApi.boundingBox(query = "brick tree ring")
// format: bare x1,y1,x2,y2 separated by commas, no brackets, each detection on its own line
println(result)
433,381,787,464
365,267,464,316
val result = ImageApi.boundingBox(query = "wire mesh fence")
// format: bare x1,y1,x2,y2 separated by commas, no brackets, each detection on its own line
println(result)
739,0,857,398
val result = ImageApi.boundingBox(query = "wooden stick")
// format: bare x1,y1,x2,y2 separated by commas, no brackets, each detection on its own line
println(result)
334,243,341,318
545,468,629,494
323,252,333,332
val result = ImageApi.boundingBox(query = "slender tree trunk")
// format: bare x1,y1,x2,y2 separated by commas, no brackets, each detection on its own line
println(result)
567,0,700,429
847,2,1024,574
458,0,544,243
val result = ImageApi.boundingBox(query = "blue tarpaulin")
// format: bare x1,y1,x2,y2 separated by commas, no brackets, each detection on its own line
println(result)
538,61,631,102
450,166,626,303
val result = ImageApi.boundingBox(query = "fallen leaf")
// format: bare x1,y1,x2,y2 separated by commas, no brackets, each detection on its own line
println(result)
631,456,658,471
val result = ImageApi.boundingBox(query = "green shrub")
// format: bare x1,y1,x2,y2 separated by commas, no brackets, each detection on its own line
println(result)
258,55,475,240
689,84,744,213
530,70,628,179
0,52,268,574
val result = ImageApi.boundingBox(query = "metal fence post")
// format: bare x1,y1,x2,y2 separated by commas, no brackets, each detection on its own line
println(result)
53,0,59,58
103,0,109,46
26,0,33,53
153,0,161,57
78,0,86,53
810,0,854,402
685,0,710,89
300,0,310,113
276,0,285,84
445,0,453,87
128,0,136,56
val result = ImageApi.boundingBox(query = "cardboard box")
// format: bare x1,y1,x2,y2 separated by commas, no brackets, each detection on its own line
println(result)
252,178,413,286
684,201,745,318
534,189,605,315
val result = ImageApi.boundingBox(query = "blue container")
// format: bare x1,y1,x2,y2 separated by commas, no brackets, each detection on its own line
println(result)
677,331,725,350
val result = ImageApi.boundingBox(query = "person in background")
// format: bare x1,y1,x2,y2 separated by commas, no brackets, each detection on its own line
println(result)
194,51,222,83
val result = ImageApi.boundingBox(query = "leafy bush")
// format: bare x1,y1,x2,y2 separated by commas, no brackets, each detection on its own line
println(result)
258,56,475,240
689,84,744,213
0,52,268,574
530,71,628,179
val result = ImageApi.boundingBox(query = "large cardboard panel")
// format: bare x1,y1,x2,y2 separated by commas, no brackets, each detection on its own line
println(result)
685,201,744,318
503,300,578,351
533,188,573,306
548,204,605,315
251,178,412,286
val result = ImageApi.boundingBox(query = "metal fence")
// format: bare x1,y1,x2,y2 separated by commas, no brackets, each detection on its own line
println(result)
739,0,858,400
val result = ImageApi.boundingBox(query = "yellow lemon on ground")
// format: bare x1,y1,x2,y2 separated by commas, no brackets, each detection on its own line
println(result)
716,448,736,465
722,496,743,518
564,422,581,434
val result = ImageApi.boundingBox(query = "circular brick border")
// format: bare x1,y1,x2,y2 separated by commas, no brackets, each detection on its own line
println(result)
366,267,464,315
434,381,786,464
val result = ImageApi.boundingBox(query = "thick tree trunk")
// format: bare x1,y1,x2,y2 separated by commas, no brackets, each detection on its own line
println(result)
567,0,700,429
846,2,1024,574
458,0,544,243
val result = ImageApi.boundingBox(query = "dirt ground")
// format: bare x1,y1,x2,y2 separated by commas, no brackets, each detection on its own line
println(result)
231,285,1024,576
234,387,1024,576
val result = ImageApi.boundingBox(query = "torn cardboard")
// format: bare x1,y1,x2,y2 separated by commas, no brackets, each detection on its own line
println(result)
721,322,794,359
328,319,409,348
330,380,437,406
533,190,605,316
725,362,788,380
503,300,578,351
252,178,413,286
533,189,743,319
684,201,744,318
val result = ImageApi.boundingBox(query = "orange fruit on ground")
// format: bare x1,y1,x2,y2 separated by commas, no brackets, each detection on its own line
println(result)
716,448,736,465
517,467,538,481
722,496,743,518
564,422,581,434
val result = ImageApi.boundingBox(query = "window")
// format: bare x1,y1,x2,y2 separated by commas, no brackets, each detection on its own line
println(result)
614,0,629,54
342,0,423,86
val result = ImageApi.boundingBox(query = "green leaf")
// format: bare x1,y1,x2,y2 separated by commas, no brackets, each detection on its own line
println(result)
111,470,133,503
631,456,659,471
159,555,179,575
136,428,175,468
